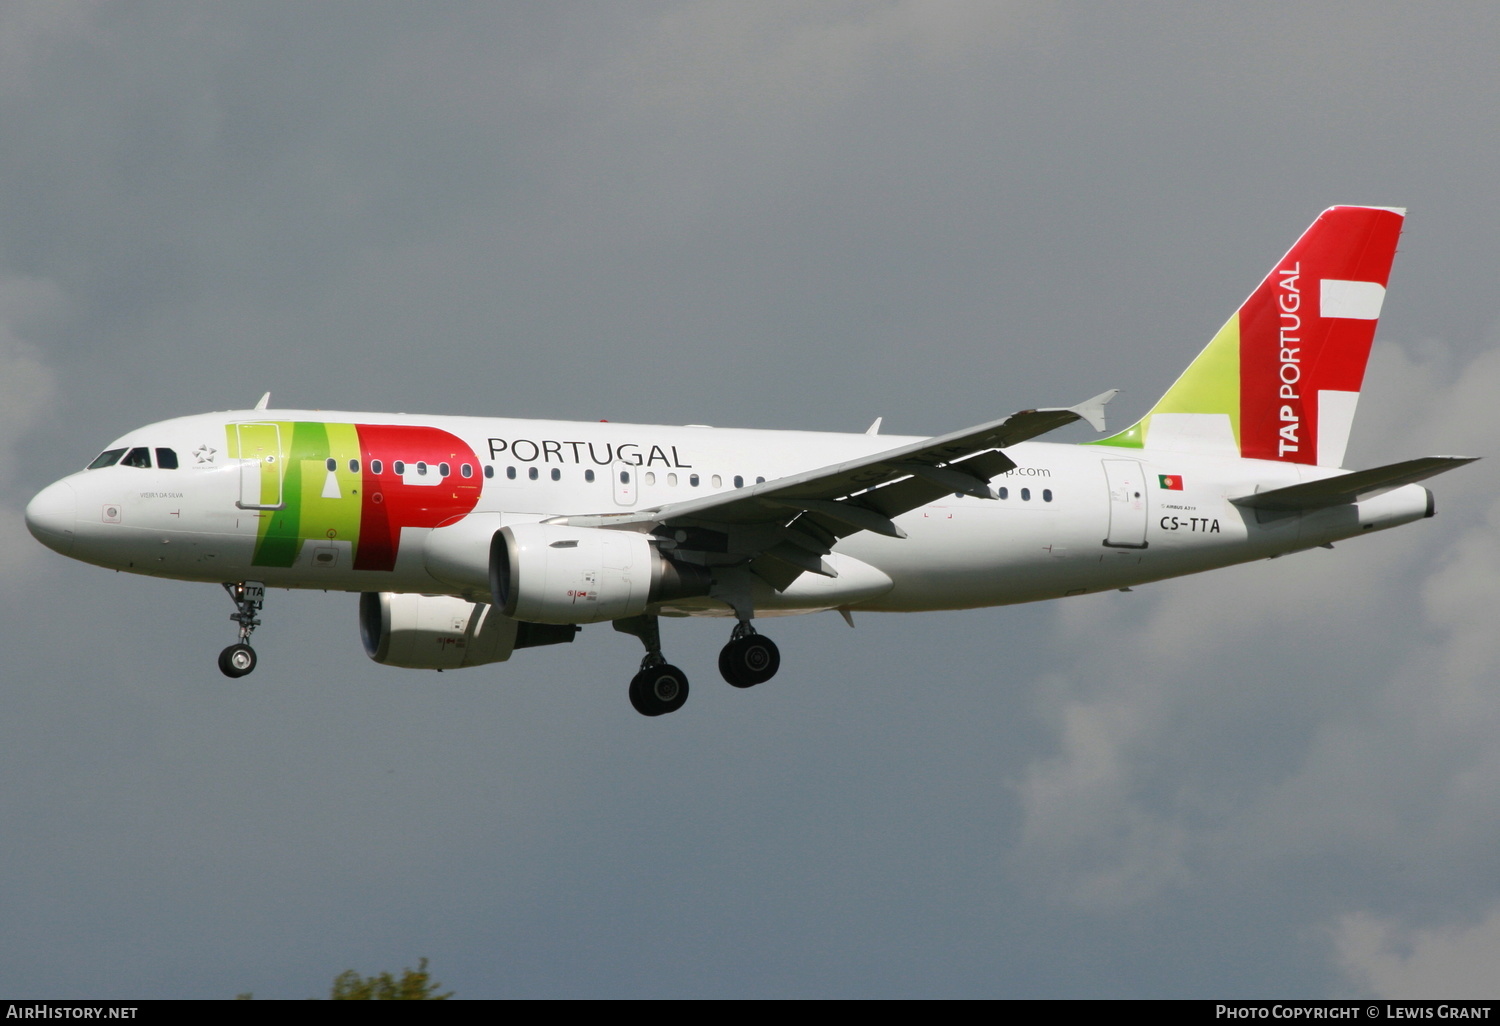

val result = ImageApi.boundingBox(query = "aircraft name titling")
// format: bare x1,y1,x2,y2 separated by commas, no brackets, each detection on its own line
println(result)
1277,260,1302,457
486,437,693,468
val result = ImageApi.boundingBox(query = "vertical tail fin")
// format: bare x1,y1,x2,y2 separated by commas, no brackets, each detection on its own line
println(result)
1094,206,1405,467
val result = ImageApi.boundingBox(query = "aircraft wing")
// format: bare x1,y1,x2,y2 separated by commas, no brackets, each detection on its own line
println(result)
558,390,1116,588
1230,456,1478,513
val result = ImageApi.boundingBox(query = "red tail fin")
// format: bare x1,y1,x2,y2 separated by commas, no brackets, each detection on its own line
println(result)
1239,205,1404,465
1095,206,1405,467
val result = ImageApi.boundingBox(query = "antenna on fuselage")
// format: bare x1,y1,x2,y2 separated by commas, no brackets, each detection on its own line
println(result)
254,392,270,411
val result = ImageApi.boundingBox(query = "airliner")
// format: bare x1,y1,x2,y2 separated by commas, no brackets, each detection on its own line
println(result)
25,206,1474,715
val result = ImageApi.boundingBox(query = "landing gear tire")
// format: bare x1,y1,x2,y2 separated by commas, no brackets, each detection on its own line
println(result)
629,664,690,717
719,634,780,688
218,643,257,678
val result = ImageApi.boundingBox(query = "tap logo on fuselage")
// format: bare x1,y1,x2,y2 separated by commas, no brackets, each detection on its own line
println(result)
227,421,482,572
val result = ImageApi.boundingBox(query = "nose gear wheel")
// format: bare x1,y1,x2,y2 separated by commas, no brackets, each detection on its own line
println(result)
218,643,257,678
219,581,265,678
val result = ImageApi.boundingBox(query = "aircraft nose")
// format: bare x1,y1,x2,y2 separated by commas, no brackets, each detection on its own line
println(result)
25,479,77,556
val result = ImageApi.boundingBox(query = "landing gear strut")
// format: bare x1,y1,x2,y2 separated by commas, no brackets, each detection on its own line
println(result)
615,614,690,717
718,620,780,688
219,581,265,678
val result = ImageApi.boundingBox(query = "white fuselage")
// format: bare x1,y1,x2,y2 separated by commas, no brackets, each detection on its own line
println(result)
26,409,1432,618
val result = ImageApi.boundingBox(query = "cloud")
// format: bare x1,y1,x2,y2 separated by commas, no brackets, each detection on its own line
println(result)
0,275,63,579
1334,905,1500,999
0,0,103,94
621,0,1032,113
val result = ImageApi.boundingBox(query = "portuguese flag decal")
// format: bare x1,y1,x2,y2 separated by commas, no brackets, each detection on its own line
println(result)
1159,474,1184,490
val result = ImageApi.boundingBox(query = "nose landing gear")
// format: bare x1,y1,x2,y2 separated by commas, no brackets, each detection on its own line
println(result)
219,581,265,678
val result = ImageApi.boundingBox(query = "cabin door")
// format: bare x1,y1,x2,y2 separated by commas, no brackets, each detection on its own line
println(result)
1101,459,1148,548
235,423,285,511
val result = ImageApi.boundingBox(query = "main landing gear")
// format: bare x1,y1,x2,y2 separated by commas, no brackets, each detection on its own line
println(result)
616,615,689,717
218,581,265,678
718,621,780,689
614,613,782,717
629,663,690,718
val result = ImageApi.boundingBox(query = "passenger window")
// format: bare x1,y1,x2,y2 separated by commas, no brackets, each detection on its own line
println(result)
711,474,721,488
349,459,360,473
326,458,337,472
644,471,655,486
155,448,179,470
461,464,472,478
689,474,699,487
506,466,516,480
371,459,383,475
440,462,451,477
756,476,765,484
733,475,743,489
88,448,126,470
550,468,560,481
1021,488,1031,501
483,465,494,479
585,469,595,483
394,460,406,475
121,447,152,469
667,473,678,487
528,467,538,481
620,471,631,484
999,486,1008,499
416,461,428,476
1043,489,1053,502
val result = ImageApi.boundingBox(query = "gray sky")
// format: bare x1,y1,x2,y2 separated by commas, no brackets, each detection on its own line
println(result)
3,1,1499,998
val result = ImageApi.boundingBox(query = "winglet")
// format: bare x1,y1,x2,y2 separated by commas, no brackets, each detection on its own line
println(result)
254,392,271,411
1068,389,1118,432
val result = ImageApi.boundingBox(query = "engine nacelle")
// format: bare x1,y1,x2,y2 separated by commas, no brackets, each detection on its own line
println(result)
359,591,577,670
491,523,710,625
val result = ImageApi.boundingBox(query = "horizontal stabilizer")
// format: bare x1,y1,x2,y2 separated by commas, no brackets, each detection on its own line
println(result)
1231,456,1478,513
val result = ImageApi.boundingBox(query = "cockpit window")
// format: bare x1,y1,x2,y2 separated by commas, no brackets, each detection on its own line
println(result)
87,448,126,470
155,448,179,470
120,447,152,469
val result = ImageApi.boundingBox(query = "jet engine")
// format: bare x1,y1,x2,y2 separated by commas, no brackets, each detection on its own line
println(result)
491,522,711,625
359,591,577,670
